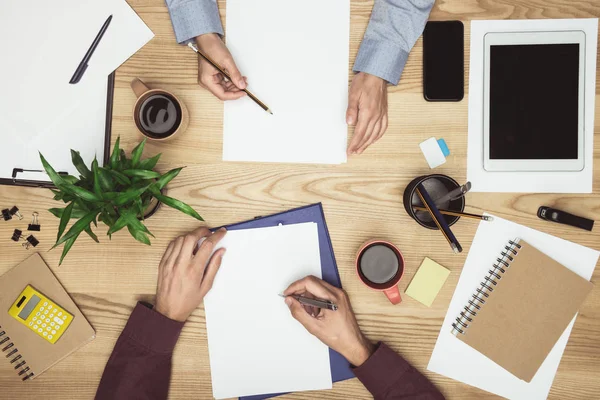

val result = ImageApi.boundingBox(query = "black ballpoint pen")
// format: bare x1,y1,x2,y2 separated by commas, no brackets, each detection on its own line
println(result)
279,294,338,311
69,14,113,84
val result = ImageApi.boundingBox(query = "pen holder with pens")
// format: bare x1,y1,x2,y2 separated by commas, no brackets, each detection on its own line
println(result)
403,174,465,229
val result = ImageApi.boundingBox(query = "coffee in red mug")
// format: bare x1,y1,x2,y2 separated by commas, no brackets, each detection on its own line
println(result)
355,240,404,304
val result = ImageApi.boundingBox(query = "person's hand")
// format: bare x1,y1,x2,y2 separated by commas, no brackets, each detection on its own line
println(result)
155,227,227,322
346,72,389,155
195,33,247,101
284,276,375,366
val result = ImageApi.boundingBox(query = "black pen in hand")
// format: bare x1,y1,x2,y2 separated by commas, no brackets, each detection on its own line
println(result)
279,294,338,311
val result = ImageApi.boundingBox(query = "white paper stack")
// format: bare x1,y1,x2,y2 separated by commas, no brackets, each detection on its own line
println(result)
204,223,332,399
0,0,154,183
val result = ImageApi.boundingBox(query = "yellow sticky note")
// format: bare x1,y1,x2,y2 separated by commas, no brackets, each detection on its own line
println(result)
405,258,450,307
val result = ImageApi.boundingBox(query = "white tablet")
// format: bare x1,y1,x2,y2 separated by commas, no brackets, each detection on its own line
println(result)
483,31,585,172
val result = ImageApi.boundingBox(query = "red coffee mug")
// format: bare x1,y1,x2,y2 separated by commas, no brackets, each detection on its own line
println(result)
355,240,404,304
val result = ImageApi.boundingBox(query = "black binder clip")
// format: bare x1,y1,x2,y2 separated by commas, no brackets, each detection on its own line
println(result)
1,209,11,221
23,235,39,249
11,229,24,242
27,212,40,231
9,206,23,220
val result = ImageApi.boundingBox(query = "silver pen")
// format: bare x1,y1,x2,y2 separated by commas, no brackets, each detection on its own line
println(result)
279,294,338,311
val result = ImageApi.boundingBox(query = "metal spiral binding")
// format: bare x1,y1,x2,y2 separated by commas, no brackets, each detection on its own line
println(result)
451,239,522,335
0,325,34,381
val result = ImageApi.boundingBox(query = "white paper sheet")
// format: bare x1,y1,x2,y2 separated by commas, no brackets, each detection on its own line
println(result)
0,0,154,141
0,78,110,183
427,215,599,399
223,0,349,164
204,223,332,399
466,19,597,193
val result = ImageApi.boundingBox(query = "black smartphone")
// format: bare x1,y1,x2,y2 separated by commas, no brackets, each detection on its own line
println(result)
423,21,464,101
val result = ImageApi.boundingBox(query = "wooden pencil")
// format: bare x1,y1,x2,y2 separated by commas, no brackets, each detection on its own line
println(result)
413,206,493,221
188,43,272,115
415,185,462,254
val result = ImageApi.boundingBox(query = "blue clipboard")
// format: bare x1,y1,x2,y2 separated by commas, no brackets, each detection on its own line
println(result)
223,203,354,400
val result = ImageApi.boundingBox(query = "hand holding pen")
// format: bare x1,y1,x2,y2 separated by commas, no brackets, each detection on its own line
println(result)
283,276,375,367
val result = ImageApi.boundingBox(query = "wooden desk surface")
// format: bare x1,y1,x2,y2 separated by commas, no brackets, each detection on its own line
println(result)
1,1,600,398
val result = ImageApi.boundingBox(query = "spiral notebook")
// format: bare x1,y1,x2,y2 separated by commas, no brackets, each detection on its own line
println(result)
451,238,593,382
0,254,95,381
428,215,599,399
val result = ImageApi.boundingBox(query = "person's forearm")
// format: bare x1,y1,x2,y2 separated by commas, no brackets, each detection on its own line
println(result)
165,0,224,44
353,342,445,400
95,302,184,400
354,0,435,85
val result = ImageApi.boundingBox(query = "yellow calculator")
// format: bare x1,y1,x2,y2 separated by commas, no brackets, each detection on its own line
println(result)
8,285,73,344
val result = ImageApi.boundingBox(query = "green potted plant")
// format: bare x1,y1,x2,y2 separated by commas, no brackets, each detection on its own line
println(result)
40,137,203,265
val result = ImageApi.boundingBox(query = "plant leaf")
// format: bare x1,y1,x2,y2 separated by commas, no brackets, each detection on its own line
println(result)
153,193,203,221
71,150,92,180
84,226,99,243
53,210,98,249
138,153,161,171
152,167,183,191
92,157,102,198
123,169,161,179
131,138,146,167
107,214,129,236
114,185,149,207
49,207,87,219
63,175,79,184
97,167,114,191
64,183,101,203
124,211,154,238
104,168,131,186
110,137,120,169
56,202,74,242
127,224,151,245
40,152,67,188
59,233,80,266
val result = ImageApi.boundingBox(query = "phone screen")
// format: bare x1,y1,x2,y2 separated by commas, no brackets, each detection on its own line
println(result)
423,21,464,101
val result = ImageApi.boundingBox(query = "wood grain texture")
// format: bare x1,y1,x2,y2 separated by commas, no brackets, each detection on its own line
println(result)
1,0,600,398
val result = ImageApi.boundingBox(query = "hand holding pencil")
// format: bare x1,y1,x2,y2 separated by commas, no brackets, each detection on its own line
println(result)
192,34,248,101
190,34,272,114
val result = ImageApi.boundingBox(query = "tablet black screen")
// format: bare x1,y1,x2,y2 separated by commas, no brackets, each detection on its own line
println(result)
489,43,579,160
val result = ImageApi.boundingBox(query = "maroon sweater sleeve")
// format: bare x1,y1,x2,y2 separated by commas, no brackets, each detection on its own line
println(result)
95,302,184,400
353,342,445,400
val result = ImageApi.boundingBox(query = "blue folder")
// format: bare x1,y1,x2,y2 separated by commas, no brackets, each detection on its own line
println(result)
222,203,354,400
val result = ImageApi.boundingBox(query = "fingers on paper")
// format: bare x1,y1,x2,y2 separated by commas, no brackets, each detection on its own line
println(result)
284,275,337,301
194,228,227,262
286,297,319,330
199,248,226,295
346,92,359,126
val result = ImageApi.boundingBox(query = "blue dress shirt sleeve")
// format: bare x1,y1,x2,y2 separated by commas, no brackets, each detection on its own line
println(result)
353,0,434,85
165,0,224,44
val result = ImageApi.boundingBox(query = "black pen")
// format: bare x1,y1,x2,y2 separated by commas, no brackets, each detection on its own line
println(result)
279,294,338,311
69,15,113,84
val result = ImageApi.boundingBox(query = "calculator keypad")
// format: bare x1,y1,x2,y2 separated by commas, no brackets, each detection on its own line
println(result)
26,301,72,344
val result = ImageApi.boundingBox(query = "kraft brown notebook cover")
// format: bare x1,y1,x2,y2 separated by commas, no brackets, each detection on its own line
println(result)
0,253,95,381
452,239,593,382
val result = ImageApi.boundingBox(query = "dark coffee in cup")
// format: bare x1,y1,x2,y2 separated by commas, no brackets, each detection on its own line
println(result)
138,94,182,139
355,240,405,304
358,244,400,284
131,78,189,141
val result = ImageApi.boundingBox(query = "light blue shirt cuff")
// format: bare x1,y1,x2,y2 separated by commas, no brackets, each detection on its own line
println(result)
167,0,224,44
353,38,409,85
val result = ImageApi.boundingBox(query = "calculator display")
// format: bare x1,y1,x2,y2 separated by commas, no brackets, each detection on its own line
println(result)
18,295,41,320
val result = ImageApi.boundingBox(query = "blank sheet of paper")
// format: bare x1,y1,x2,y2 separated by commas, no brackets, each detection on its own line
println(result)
0,0,153,141
204,223,332,399
223,0,350,164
